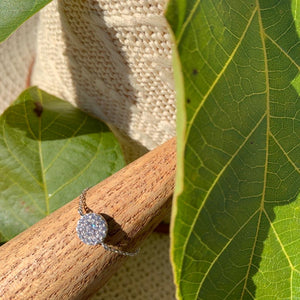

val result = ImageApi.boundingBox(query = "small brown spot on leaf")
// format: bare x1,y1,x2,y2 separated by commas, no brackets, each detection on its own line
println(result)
34,102,43,117
192,69,198,75
187,98,191,104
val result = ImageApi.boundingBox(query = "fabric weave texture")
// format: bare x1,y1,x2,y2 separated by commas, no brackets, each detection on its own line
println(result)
32,0,176,161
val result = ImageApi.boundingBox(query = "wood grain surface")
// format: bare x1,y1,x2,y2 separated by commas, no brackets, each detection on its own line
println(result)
0,137,176,299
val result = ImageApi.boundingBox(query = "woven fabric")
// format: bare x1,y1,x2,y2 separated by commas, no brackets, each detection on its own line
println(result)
0,1,176,298
92,233,175,300
32,0,176,161
0,14,38,114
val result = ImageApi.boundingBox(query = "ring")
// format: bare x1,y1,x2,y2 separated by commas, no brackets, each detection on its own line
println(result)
76,187,139,256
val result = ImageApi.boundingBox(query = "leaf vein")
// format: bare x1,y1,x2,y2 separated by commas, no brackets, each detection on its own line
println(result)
185,7,258,142
265,32,300,70
180,112,266,285
264,209,296,272
36,89,49,215
2,120,42,188
270,133,300,175
194,209,260,299
48,133,103,199
44,115,88,173
177,0,201,44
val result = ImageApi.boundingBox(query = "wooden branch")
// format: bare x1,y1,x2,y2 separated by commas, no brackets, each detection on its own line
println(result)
0,137,176,299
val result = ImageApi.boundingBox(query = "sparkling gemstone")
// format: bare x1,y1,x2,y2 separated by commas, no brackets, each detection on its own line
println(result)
76,213,108,245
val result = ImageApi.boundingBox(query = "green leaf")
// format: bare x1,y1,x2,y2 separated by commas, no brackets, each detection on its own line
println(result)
0,87,125,242
167,0,300,299
0,0,52,43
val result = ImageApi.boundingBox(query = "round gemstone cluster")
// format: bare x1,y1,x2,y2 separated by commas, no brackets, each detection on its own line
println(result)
76,213,108,245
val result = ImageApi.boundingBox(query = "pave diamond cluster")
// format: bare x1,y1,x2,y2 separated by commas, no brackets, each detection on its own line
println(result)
76,187,139,256
76,213,108,245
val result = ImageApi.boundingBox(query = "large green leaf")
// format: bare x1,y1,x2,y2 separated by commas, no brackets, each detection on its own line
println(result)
167,0,300,299
0,0,52,43
0,87,125,242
